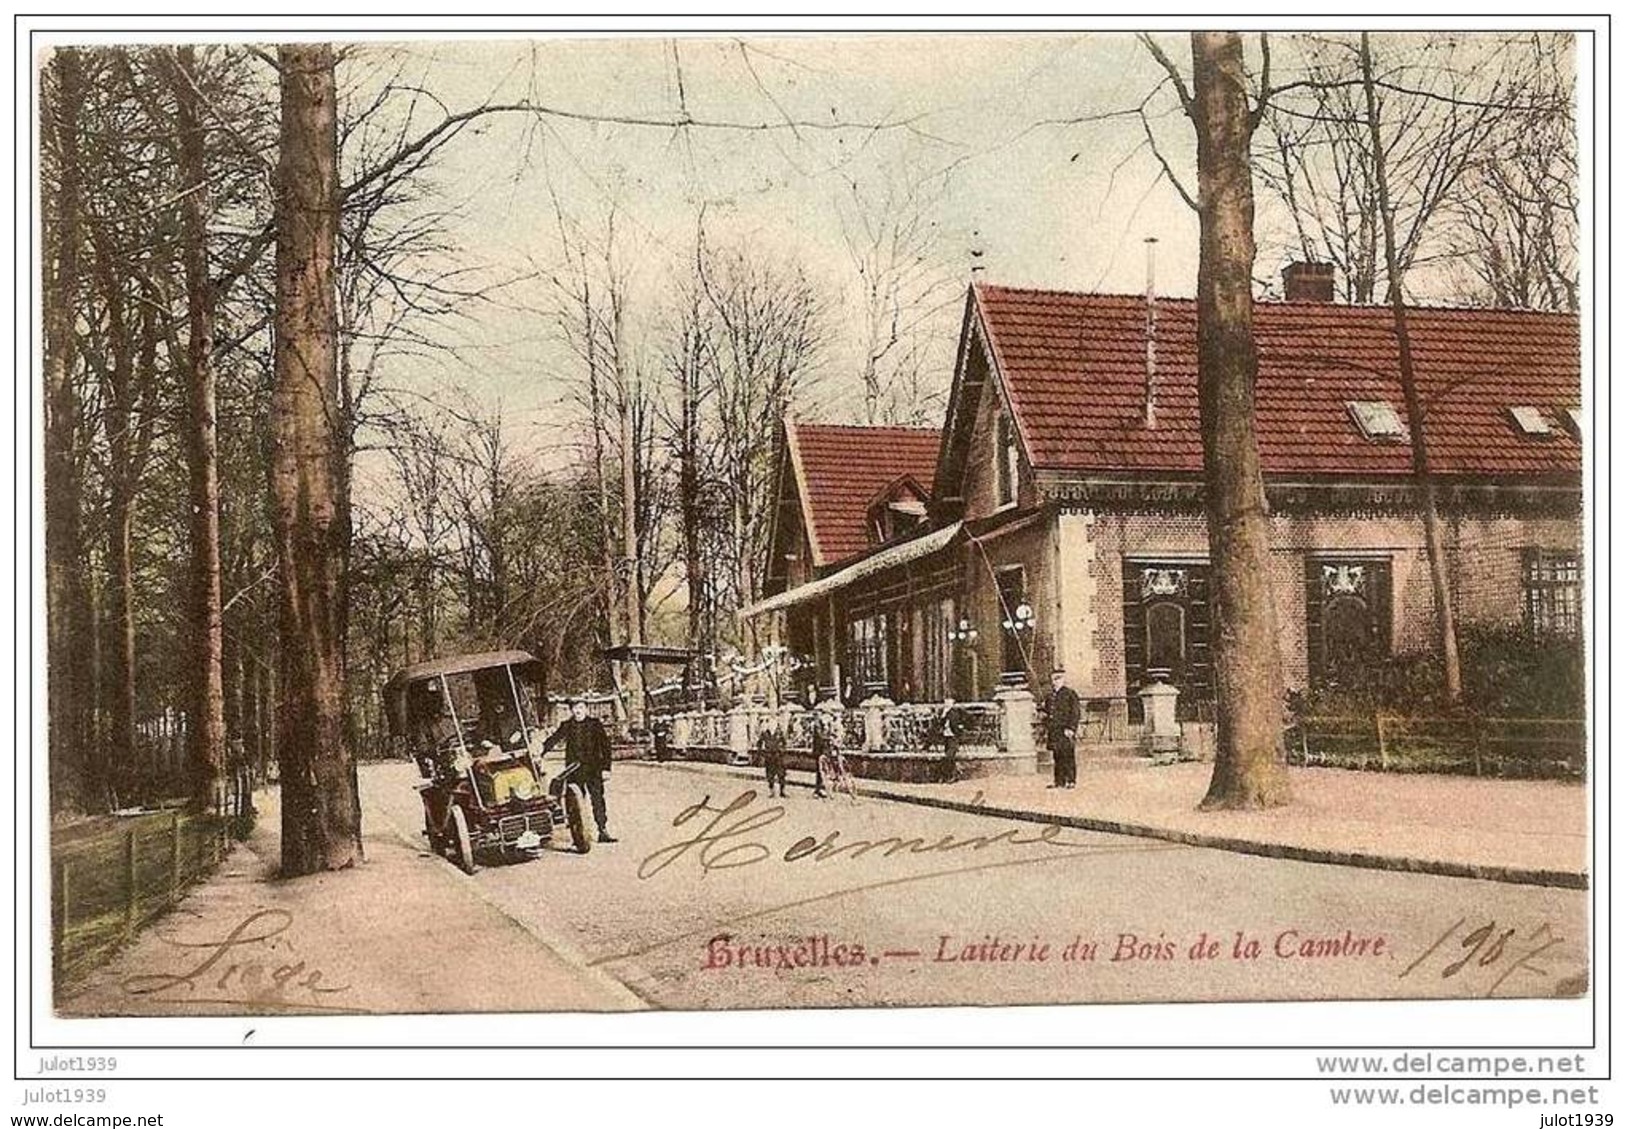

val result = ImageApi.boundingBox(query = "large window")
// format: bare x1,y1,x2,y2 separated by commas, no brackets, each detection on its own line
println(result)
1122,561,1213,721
995,411,1018,508
1523,550,1581,637
847,614,889,697
1304,557,1392,687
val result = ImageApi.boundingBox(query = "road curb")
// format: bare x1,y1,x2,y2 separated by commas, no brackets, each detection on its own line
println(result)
369,799,653,1011
642,760,1589,891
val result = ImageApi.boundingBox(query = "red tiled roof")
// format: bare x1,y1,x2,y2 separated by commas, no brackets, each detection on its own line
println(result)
790,422,941,566
974,283,1582,479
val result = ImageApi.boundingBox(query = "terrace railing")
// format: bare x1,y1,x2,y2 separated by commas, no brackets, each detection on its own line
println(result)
665,694,1029,759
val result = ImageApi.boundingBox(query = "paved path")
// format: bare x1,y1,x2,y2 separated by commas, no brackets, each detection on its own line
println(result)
58,762,1589,1015
844,761,1586,886
55,786,646,1017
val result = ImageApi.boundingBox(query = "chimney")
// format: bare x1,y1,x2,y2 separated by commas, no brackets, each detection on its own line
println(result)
1143,237,1159,429
1283,260,1336,302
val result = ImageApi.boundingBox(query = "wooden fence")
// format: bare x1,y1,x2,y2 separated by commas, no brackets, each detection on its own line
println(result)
52,767,255,988
1286,714,1586,779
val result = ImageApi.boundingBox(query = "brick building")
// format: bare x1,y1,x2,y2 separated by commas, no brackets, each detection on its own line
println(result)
746,273,1583,721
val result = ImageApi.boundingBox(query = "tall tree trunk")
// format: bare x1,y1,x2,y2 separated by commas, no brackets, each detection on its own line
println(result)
89,223,138,804
583,285,627,726
103,484,135,806
1189,31,1291,810
679,354,707,675
43,47,94,810
170,45,228,810
1360,32,1463,703
613,297,645,728
273,43,362,874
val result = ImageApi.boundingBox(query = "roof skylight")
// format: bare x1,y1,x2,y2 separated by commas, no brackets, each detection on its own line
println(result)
1508,406,1554,437
1347,400,1407,442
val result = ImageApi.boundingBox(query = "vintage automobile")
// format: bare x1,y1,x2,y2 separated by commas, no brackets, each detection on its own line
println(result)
383,650,592,873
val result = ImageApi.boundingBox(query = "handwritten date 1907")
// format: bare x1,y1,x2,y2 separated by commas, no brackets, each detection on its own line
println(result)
638,790,1089,880
1399,916,1566,997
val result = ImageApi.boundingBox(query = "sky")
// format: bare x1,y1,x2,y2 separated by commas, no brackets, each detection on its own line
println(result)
344,33,1209,460
330,31,1566,479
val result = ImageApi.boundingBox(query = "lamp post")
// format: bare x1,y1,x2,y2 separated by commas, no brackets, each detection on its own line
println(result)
948,617,979,699
1000,602,1036,686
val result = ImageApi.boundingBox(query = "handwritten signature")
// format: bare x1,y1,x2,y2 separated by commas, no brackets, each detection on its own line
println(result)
1399,917,1567,997
638,789,1092,879
122,908,352,1006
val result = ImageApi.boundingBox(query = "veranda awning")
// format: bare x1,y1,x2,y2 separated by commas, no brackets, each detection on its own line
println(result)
739,521,963,620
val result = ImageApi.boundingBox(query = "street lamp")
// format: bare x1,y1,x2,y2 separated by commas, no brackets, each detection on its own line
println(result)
947,617,980,701
1002,602,1035,635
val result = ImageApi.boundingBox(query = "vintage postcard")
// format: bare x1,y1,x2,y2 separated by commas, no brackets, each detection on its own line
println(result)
18,15,1606,1109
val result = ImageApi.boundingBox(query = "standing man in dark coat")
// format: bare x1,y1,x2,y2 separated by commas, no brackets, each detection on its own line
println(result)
802,685,829,798
937,696,966,784
1043,667,1081,790
544,699,618,842
758,718,788,797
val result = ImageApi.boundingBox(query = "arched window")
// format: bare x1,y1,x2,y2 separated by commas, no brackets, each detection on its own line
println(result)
1322,595,1377,681
1145,601,1187,681
1305,558,1392,687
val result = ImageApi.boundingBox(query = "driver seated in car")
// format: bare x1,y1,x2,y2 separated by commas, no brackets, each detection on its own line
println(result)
410,680,462,773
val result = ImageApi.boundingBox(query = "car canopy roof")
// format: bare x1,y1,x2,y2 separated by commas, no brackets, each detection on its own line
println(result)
382,650,540,734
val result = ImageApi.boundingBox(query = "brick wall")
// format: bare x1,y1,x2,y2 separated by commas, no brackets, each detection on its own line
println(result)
1081,506,1580,695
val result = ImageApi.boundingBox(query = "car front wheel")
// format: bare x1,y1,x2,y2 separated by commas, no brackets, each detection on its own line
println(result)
449,805,478,874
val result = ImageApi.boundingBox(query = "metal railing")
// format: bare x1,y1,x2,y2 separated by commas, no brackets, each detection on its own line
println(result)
667,699,1013,756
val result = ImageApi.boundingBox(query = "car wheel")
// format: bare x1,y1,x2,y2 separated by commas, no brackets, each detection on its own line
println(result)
449,805,478,874
564,785,592,854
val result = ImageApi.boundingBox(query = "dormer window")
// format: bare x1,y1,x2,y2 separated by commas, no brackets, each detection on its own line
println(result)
1347,400,1407,442
866,476,931,545
996,410,1018,506
1508,405,1554,437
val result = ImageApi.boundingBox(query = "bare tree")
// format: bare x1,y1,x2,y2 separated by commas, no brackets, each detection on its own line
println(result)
1447,35,1578,311
693,237,828,660
381,405,462,657
1256,34,1559,305
834,157,962,425
1143,31,1291,809
1358,32,1465,703
273,43,363,874
659,270,721,672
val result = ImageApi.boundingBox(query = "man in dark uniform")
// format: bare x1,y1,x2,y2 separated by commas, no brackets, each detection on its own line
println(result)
410,679,460,775
544,699,617,842
757,718,788,797
1043,666,1081,790
802,686,829,798
937,696,966,784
